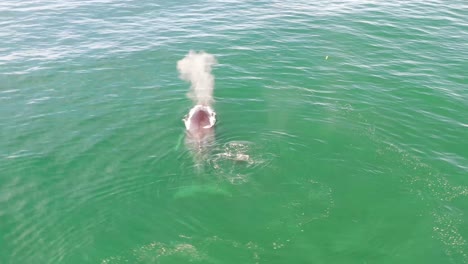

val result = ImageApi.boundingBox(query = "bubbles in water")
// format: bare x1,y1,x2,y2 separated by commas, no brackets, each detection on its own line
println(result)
133,242,204,263
432,206,468,261
101,241,205,264
265,179,334,236
209,141,275,185
286,180,334,224
338,103,468,262
101,235,263,264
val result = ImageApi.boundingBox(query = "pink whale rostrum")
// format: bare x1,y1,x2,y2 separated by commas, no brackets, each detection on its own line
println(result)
183,104,216,150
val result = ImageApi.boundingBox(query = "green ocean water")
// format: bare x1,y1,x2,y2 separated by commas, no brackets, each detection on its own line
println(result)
1,0,468,263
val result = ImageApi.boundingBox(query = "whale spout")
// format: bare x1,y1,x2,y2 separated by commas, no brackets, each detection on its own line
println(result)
177,51,217,163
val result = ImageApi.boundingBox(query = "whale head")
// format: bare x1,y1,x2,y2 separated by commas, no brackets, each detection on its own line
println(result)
183,105,216,152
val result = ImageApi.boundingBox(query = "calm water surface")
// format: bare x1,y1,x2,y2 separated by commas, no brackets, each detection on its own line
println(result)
1,0,467,263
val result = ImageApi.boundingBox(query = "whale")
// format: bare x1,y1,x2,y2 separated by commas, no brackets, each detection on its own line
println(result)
183,105,216,152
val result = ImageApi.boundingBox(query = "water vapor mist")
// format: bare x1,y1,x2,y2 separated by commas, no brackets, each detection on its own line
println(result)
177,51,217,106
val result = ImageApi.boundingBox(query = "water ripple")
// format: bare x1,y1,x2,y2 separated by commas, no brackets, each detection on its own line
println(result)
1,0,468,262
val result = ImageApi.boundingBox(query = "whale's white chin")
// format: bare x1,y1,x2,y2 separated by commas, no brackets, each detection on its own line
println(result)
184,105,216,131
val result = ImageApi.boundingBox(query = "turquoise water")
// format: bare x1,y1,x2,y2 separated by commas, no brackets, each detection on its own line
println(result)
1,1,468,263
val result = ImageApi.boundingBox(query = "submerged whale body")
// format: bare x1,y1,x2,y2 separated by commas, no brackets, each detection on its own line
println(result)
183,105,216,150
